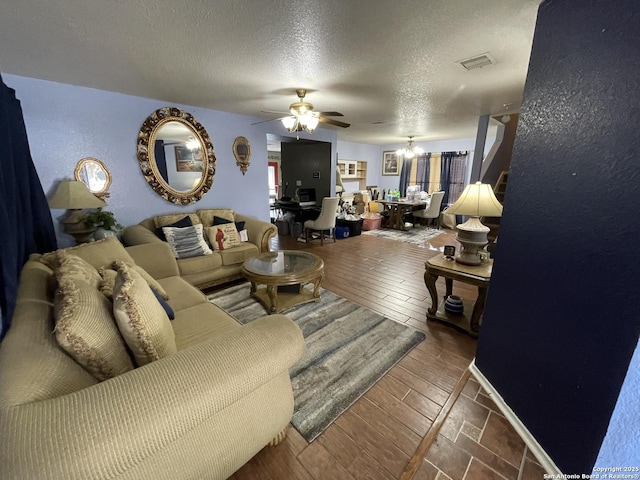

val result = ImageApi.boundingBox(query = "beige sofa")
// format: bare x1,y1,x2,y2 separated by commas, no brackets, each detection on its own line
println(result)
0,238,305,480
122,209,277,289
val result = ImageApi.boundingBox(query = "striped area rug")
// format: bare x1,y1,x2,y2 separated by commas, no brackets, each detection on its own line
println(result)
362,225,442,246
208,283,426,442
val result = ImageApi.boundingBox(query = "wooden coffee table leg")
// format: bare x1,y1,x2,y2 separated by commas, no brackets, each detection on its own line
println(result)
249,281,257,294
425,270,439,315
312,273,324,298
470,286,487,334
266,284,278,313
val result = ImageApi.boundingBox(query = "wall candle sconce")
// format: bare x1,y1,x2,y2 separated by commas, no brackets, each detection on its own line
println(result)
232,136,251,175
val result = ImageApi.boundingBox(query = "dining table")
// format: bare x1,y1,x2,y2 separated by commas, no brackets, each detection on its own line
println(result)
378,199,429,231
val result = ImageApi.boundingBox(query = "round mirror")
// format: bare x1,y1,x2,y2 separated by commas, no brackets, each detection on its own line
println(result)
232,136,251,175
137,106,216,205
74,157,111,199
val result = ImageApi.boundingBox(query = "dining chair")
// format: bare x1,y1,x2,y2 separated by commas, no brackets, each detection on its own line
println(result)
412,190,445,228
304,196,340,245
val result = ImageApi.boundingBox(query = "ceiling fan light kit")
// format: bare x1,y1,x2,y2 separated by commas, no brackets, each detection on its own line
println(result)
255,89,350,135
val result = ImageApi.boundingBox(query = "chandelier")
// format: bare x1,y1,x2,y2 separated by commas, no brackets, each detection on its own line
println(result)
396,136,424,159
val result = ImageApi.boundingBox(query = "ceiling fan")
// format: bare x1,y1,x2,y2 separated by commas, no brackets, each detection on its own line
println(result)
254,89,350,134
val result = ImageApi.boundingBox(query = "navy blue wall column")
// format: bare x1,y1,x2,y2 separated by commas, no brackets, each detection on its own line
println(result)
475,0,640,473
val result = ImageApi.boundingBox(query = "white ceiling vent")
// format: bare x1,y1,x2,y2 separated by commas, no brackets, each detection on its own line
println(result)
456,52,496,71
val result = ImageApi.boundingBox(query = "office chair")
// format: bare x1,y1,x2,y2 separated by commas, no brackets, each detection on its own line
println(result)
304,196,340,245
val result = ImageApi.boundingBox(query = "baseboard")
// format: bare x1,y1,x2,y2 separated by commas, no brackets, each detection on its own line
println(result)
469,360,562,475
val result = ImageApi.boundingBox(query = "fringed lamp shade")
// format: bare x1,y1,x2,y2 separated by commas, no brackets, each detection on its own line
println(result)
445,182,503,265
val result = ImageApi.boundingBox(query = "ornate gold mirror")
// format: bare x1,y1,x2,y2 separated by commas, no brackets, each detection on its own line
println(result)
232,136,251,175
137,106,216,204
74,157,112,199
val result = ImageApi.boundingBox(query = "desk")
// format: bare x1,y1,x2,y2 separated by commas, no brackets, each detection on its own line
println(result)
273,201,321,224
378,200,426,230
424,255,492,337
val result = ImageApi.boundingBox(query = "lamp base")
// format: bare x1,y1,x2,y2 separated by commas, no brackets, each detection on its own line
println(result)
62,209,95,244
454,217,489,266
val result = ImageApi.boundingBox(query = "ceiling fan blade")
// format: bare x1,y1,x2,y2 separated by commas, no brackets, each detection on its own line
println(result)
318,111,344,117
319,116,350,128
250,117,285,125
261,110,290,115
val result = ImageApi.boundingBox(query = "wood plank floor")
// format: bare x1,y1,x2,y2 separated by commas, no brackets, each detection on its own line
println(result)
222,227,547,480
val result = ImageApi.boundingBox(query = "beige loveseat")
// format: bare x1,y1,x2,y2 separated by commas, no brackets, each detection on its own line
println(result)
122,209,277,289
0,238,305,480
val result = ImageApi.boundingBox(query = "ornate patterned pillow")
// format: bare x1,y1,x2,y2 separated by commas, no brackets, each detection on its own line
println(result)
112,262,177,366
162,223,213,259
196,208,235,227
206,224,242,251
54,276,134,381
99,263,169,300
55,251,102,289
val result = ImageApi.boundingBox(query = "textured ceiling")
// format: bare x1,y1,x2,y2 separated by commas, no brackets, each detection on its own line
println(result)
0,0,541,145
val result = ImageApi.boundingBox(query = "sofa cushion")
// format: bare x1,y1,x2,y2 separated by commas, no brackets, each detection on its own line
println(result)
206,224,242,251
219,242,260,266
163,224,213,259
56,251,102,289
153,213,201,230
171,303,240,350
176,251,223,277
99,264,169,300
155,215,192,241
112,262,177,366
196,208,235,227
53,276,135,381
157,276,208,311
39,237,135,271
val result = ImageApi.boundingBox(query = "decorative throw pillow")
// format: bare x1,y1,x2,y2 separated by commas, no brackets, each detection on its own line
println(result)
196,209,235,227
206,224,242,251
153,213,201,230
151,287,175,320
212,215,246,233
112,262,177,366
99,263,169,300
39,237,135,271
54,276,134,381
162,223,213,259
55,251,102,289
154,215,192,241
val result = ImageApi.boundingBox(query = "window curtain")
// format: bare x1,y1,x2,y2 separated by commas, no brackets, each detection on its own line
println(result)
399,153,431,196
415,153,431,192
399,156,412,196
440,151,468,206
0,74,57,339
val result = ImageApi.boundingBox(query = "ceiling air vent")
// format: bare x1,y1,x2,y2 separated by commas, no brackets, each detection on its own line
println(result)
456,52,496,71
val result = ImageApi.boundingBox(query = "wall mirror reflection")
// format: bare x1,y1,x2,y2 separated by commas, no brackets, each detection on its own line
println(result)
137,106,216,205
74,157,111,199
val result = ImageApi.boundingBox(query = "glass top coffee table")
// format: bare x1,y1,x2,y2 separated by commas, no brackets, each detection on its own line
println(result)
242,250,325,314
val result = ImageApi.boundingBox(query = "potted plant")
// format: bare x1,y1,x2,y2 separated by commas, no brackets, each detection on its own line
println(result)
82,208,123,239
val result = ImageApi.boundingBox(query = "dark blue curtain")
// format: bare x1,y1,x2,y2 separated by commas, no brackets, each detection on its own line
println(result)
415,153,431,191
154,140,168,181
440,151,455,206
399,156,412,196
0,74,57,339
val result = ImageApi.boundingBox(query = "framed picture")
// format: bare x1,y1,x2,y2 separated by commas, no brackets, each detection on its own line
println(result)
175,146,204,172
382,151,400,176
443,245,456,259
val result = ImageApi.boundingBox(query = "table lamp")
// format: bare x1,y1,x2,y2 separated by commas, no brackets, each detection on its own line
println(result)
445,182,503,266
48,179,107,243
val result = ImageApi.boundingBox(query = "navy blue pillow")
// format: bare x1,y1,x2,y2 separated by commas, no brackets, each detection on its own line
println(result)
151,287,175,320
213,215,245,232
155,216,193,241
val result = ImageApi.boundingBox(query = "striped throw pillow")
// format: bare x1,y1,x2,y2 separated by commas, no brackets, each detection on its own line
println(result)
162,223,213,259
